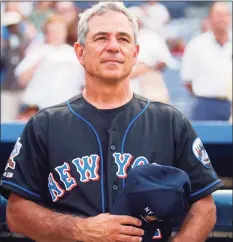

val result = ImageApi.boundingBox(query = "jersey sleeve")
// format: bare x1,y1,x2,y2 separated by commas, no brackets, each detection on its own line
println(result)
0,117,48,204
174,117,224,203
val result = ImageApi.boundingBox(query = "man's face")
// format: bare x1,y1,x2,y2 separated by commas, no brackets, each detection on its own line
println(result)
209,3,231,32
75,11,139,82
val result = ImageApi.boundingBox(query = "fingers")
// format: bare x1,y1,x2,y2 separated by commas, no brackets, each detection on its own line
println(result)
119,225,144,236
114,215,142,227
116,234,143,242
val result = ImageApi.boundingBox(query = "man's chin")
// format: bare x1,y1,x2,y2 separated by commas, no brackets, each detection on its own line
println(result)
101,71,128,82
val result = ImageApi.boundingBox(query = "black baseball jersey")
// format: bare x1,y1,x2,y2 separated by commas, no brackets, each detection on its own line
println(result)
0,94,223,238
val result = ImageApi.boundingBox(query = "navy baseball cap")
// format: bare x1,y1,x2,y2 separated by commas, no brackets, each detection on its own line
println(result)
110,164,191,241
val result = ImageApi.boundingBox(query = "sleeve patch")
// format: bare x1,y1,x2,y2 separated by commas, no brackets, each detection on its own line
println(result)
192,137,211,169
5,137,22,171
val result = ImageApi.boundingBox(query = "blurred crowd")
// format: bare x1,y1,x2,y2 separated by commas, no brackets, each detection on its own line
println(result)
1,1,232,122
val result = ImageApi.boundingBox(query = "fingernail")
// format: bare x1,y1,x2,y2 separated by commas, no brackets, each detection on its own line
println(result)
141,230,144,235
139,237,142,241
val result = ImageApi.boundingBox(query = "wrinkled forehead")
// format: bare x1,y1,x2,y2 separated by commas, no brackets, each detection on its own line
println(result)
87,11,135,38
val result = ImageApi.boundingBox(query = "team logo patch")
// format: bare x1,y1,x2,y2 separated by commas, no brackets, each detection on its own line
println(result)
5,138,22,170
192,138,211,168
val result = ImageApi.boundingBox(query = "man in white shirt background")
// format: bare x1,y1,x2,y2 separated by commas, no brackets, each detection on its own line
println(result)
180,1,232,121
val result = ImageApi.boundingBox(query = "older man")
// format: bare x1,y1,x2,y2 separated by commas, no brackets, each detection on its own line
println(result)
1,2,222,242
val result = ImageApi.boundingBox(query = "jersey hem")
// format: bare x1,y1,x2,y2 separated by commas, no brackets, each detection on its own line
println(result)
190,180,224,203
0,181,43,203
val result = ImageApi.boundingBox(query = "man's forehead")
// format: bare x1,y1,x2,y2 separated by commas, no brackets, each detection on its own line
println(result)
91,28,133,36
88,12,134,34
88,24,134,39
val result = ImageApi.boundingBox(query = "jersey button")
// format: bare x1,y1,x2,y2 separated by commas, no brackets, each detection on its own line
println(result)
110,145,116,151
113,185,118,191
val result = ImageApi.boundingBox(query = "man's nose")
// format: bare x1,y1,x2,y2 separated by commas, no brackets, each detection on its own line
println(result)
106,37,120,52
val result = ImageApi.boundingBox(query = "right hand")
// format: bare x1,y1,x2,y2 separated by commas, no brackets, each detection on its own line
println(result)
79,213,144,242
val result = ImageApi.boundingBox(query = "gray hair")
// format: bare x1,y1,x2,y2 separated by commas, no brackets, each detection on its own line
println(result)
77,1,139,45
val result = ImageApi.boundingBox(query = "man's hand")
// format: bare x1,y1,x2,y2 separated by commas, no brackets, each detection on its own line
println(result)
79,213,144,242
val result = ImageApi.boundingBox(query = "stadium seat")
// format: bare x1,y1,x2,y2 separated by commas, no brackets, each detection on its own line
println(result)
212,190,232,232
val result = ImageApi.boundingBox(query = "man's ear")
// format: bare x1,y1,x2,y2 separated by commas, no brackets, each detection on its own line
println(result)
74,42,85,66
133,44,140,66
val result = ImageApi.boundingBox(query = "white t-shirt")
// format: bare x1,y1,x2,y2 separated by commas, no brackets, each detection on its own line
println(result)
15,44,85,109
180,31,232,98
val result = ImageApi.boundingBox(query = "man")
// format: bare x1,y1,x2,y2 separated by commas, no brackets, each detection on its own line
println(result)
180,1,232,121
0,2,223,242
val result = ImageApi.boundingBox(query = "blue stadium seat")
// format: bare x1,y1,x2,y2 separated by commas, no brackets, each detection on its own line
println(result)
212,190,232,232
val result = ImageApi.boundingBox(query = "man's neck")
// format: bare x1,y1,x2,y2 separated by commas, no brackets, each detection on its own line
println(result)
213,30,229,46
83,76,133,109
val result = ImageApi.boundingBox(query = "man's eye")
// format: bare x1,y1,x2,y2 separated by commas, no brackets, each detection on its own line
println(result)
120,38,129,43
96,37,106,41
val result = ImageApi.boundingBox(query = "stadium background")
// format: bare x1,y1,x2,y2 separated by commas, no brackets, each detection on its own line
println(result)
0,1,232,242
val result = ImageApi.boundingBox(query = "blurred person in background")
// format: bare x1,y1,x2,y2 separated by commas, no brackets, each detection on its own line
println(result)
1,10,30,122
180,1,232,121
129,6,178,104
14,15,85,121
2,2,45,55
28,2,54,32
54,2,80,46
